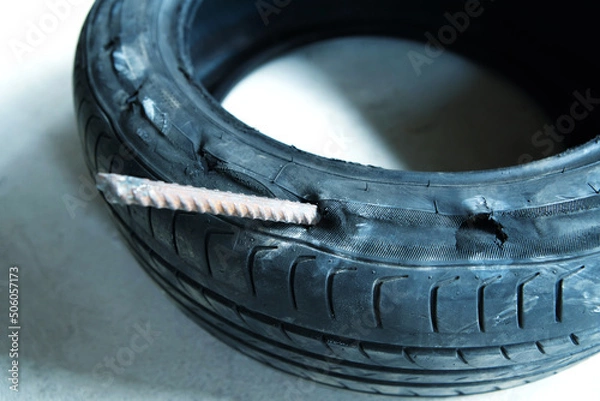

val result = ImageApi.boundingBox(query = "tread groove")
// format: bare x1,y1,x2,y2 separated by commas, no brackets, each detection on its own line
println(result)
358,342,371,360
325,267,357,320
321,336,337,356
204,230,236,277
477,275,502,333
233,306,254,331
477,285,486,333
570,333,581,346
402,348,418,366
289,256,316,311
535,341,546,355
370,387,383,395
430,276,460,333
517,273,541,329
93,133,109,171
171,211,180,256
147,207,154,239
456,349,469,365
372,276,409,329
198,287,216,313
555,266,586,323
278,324,295,345
247,246,277,296
431,286,440,333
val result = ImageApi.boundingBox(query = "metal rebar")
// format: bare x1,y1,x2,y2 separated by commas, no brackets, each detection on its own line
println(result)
96,173,319,226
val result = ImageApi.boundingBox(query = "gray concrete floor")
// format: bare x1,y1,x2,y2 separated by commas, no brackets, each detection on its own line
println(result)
1,2,599,400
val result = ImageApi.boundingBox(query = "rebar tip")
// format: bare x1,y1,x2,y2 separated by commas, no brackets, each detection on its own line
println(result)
95,173,123,204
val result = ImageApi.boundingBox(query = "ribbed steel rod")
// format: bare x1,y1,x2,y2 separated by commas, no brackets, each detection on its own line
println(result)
96,173,319,226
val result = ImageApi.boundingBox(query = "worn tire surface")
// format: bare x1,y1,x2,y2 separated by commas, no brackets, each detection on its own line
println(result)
74,0,600,396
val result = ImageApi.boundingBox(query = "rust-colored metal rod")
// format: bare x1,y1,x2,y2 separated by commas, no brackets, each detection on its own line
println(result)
96,173,320,226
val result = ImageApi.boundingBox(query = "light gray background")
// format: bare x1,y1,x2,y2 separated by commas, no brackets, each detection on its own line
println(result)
0,1,598,400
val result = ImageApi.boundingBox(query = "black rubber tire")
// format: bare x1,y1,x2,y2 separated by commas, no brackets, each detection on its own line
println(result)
74,0,600,396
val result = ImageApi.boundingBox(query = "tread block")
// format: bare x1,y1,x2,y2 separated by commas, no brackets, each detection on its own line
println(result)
176,273,214,311
291,257,333,321
235,313,296,346
282,330,336,358
404,347,466,370
479,274,519,332
516,272,546,329
146,253,172,279
323,340,373,364
129,205,152,236
435,276,479,334
95,136,119,173
175,214,243,285
83,115,105,168
251,247,302,316
560,266,600,326
149,208,176,249
206,232,248,292
203,292,248,327
326,267,368,323
376,275,431,333
458,346,514,369
501,342,548,364
359,344,423,369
